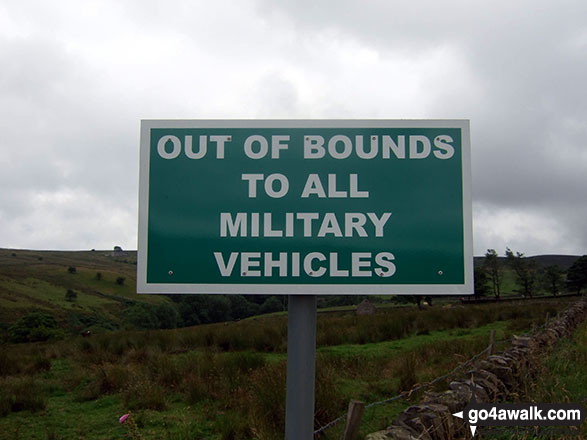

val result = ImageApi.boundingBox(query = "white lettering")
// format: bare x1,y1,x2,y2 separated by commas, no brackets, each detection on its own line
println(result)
242,174,264,198
304,252,327,277
265,173,289,198
184,135,207,159
344,213,367,237
301,174,326,198
244,135,268,159
329,252,349,277
263,213,283,237
352,252,372,277
317,213,343,237
349,174,369,198
220,213,247,237
297,213,320,237
328,135,352,159
367,213,392,237
157,135,181,159
382,135,405,159
356,135,378,159
304,135,325,158
433,135,455,159
214,252,238,276
375,252,396,277
328,174,347,198
271,135,289,158
241,252,261,276
210,135,231,159
409,135,431,159
264,252,288,277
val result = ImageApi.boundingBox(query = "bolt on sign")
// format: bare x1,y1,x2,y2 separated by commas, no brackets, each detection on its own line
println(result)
138,120,472,295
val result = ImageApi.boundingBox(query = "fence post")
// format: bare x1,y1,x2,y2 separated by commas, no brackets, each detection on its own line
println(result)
341,400,365,440
545,312,550,327
488,329,496,356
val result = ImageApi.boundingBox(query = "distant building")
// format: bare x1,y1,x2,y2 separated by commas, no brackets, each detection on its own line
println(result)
356,299,376,315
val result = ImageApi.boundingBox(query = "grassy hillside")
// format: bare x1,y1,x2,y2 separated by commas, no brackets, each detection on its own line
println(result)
1,248,581,338
1,298,578,439
0,248,165,331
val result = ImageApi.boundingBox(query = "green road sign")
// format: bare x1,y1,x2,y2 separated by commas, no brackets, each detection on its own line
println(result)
138,120,472,295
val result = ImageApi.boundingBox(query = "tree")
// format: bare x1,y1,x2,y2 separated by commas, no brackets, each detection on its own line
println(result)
474,267,490,298
505,248,537,298
124,303,159,329
155,303,180,329
566,255,587,294
228,295,259,320
484,249,503,298
8,312,59,343
65,289,77,302
177,300,201,327
204,295,232,322
260,296,284,315
541,265,564,296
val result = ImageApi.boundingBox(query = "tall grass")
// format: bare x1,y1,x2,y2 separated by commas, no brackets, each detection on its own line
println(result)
45,299,563,365
0,377,46,415
0,299,573,438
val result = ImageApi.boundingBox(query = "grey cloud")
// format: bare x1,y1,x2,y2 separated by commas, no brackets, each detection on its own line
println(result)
0,0,585,254
253,0,587,253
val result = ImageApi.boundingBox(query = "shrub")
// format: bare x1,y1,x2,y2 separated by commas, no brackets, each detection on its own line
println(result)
8,311,59,343
116,276,125,285
65,289,77,302
68,266,77,274
96,272,102,281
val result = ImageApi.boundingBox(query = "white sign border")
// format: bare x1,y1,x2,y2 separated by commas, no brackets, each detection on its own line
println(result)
138,119,473,295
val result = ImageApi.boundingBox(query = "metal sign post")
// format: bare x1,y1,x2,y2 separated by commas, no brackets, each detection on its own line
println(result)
285,295,317,440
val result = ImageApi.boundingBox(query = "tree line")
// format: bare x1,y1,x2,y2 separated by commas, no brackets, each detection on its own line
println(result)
475,250,587,299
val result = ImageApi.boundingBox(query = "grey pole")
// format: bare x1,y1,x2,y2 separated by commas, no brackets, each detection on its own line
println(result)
285,294,317,440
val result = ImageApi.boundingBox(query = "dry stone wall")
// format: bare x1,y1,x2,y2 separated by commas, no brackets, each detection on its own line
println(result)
366,298,587,440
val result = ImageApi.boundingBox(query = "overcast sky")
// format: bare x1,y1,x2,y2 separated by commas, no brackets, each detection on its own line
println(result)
1,0,586,256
